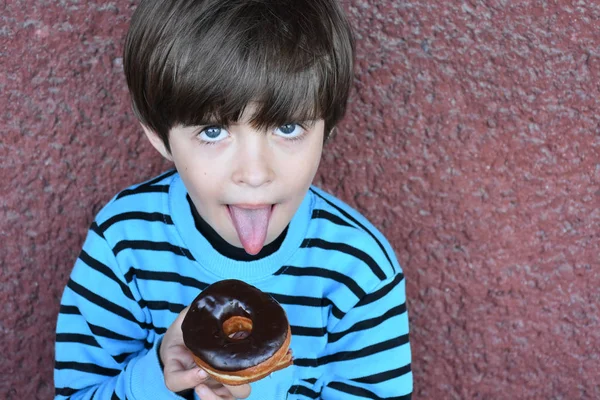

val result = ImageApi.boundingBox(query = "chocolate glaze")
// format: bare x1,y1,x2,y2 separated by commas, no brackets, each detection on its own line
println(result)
182,279,288,372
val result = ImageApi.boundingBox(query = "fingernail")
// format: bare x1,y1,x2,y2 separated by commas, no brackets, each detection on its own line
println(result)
197,368,207,378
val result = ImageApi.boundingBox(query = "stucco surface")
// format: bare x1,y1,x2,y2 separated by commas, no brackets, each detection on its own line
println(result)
1,0,599,398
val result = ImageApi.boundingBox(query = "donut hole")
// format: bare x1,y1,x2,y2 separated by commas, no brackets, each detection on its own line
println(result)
223,316,253,340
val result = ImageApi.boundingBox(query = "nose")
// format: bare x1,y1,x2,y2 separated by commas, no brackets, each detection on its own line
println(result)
231,136,274,187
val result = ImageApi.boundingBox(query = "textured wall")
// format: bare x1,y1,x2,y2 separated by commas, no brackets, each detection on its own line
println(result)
1,0,599,398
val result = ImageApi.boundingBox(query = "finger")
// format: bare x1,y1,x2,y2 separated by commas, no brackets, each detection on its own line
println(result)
164,366,208,393
163,352,201,378
212,386,235,399
175,306,190,323
224,383,251,399
165,344,198,370
195,384,224,400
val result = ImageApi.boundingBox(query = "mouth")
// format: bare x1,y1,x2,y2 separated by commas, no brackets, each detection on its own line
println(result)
226,204,276,221
227,204,275,211
226,204,275,255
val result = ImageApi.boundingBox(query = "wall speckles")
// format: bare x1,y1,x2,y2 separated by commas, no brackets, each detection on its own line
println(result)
1,0,599,398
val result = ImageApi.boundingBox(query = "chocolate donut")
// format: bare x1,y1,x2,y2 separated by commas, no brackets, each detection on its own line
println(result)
182,279,293,385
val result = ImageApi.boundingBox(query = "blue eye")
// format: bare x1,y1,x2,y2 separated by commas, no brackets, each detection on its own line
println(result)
279,124,297,134
274,123,304,138
205,127,221,138
199,126,229,143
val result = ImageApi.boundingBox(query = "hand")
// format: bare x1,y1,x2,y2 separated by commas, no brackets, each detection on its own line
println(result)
195,378,251,400
160,306,251,399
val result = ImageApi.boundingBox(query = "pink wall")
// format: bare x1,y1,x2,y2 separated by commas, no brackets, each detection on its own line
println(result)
2,0,599,398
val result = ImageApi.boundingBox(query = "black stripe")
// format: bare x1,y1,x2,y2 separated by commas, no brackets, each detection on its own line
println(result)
91,387,99,399
116,184,170,199
124,268,134,283
330,304,345,320
289,385,320,399
99,212,174,233
55,361,120,377
88,322,139,341
301,238,386,280
79,250,135,301
124,268,207,290
111,391,121,400
112,240,195,261
90,221,105,238
67,279,140,326
141,300,186,314
311,209,354,228
56,333,100,348
269,293,344,320
65,281,164,334
275,266,366,299
303,378,318,384
294,335,409,367
310,188,396,273
116,170,176,200
113,351,134,364
357,273,404,308
327,381,411,400
269,293,324,307
153,326,167,335
141,169,177,186
328,303,407,343
55,387,77,396
61,301,168,338
87,324,155,349
291,325,327,337
352,363,412,384
59,305,81,315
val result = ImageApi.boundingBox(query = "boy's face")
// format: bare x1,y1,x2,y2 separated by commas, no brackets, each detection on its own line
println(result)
142,107,324,255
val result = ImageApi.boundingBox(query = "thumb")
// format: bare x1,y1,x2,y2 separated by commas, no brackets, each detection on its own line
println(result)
224,383,251,399
164,366,208,393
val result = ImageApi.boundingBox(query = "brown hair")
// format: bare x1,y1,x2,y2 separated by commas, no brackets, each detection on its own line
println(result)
123,0,355,151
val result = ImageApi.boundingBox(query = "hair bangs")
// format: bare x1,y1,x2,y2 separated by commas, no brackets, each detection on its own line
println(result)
125,0,354,151
169,6,333,131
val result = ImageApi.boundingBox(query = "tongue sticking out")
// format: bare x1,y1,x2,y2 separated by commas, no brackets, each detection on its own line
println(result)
228,205,272,255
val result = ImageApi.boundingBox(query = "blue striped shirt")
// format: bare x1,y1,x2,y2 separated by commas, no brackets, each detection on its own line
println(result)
54,170,412,399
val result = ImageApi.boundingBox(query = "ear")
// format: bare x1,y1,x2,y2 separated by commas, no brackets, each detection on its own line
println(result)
324,126,337,144
140,123,173,161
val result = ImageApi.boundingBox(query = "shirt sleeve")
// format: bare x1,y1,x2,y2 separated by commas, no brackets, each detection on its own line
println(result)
320,272,413,399
54,223,182,400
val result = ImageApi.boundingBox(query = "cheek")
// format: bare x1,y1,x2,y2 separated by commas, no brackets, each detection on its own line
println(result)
279,138,322,178
174,157,221,199
279,153,320,187
299,142,323,180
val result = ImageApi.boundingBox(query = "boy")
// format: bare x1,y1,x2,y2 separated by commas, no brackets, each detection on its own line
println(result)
54,0,413,399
